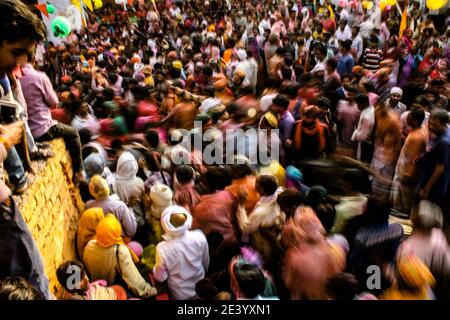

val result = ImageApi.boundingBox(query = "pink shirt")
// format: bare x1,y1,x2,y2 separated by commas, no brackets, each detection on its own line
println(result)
19,64,58,139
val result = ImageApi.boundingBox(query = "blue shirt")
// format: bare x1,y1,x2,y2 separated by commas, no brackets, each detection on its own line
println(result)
419,133,450,204
337,54,355,77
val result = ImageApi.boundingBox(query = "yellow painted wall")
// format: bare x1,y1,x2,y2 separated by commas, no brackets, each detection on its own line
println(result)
16,139,84,298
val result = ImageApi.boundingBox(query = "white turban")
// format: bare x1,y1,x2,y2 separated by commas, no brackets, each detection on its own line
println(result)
150,183,173,220
236,49,247,61
161,205,193,240
390,87,403,96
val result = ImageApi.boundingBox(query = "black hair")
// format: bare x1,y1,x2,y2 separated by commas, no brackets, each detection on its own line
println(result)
175,165,195,184
277,189,303,218
281,66,293,81
56,261,87,294
341,39,352,52
0,277,44,300
345,85,359,94
326,58,338,71
413,95,430,108
82,146,99,160
272,94,290,110
325,273,360,300
275,47,287,55
111,138,123,150
195,278,219,300
355,94,369,108
102,88,115,101
363,81,375,93
317,97,331,109
365,196,390,225
0,0,46,44
314,203,336,234
230,162,253,179
204,166,232,191
316,44,328,56
169,67,181,79
430,109,450,125
108,73,118,84
409,107,425,126
78,128,92,145
202,85,216,97
256,175,278,196
203,65,213,77
234,264,266,299
279,82,300,99
145,129,160,148
300,72,313,84
284,55,294,67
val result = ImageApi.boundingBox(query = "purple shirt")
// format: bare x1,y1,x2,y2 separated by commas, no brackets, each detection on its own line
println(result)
279,111,295,142
19,64,57,139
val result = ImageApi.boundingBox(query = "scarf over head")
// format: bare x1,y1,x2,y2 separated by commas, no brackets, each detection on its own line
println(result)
160,205,192,241
95,214,139,263
89,175,110,200
113,151,142,202
150,183,174,220
84,153,105,180
77,208,105,258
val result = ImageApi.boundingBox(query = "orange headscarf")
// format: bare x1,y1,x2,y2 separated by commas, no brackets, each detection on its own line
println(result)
96,214,139,263
77,208,105,259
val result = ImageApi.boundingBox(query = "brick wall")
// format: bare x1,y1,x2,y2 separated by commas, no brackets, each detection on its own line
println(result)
15,139,85,298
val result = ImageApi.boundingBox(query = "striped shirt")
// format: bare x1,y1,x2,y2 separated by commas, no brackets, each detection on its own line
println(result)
363,48,383,72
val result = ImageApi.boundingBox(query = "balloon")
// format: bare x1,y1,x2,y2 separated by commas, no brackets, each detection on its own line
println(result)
46,4,55,14
362,0,368,8
379,0,387,10
387,0,396,5
386,4,391,10
426,0,447,10
367,1,374,10
51,16,71,38
94,0,103,9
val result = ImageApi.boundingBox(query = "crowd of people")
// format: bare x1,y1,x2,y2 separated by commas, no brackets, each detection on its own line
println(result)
1,0,450,300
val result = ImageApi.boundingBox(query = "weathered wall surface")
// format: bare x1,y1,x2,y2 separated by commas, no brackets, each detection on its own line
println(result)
15,138,84,298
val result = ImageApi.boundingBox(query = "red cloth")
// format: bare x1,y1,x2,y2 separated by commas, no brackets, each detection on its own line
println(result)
51,108,71,124
192,190,240,247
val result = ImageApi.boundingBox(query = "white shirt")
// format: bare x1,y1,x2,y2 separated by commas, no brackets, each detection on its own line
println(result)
199,97,221,113
71,114,100,136
153,230,209,300
335,26,352,42
359,20,374,39
351,35,364,60
259,19,271,36
260,93,277,113
352,105,375,143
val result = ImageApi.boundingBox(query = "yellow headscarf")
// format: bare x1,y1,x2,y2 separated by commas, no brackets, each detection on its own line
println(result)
77,208,104,258
89,175,110,200
258,160,286,186
96,214,124,248
95,214,139,263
